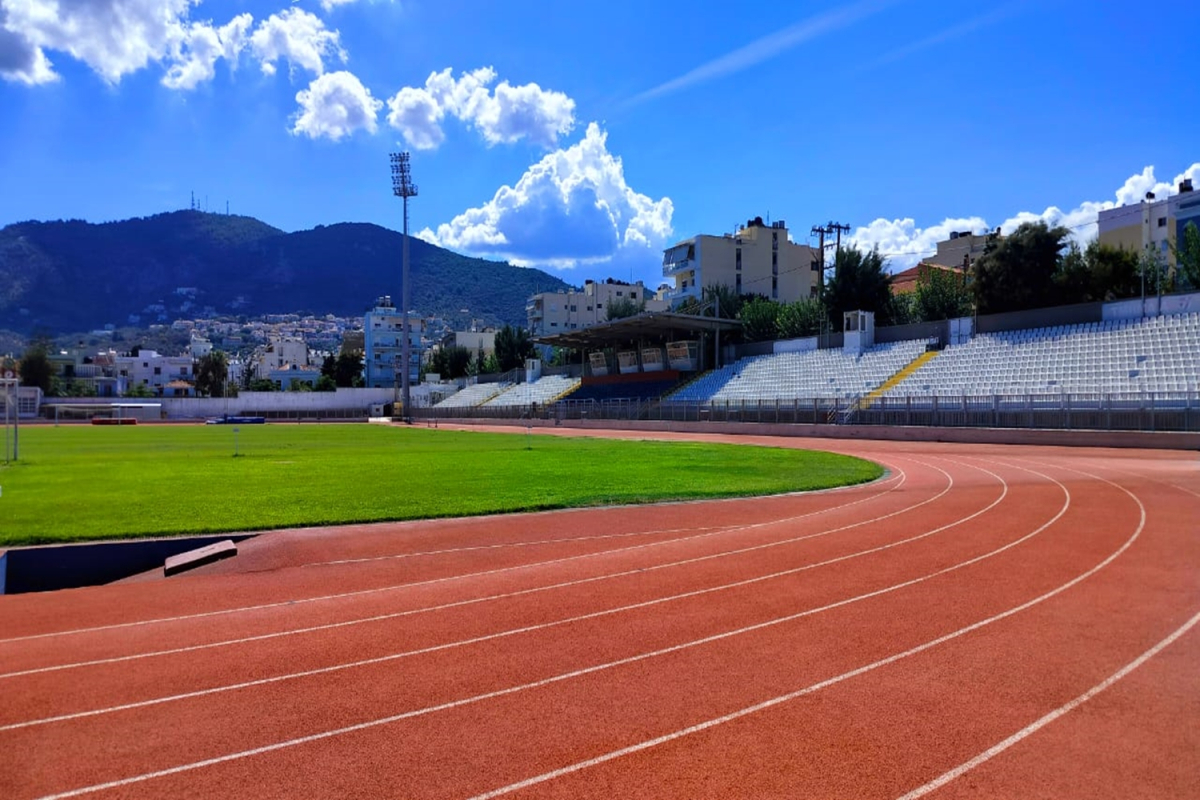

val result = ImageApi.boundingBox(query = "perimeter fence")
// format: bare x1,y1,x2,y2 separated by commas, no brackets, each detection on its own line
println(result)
416,391,1200,433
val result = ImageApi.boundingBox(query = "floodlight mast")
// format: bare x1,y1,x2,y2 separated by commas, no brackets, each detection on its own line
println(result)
390,152,418,420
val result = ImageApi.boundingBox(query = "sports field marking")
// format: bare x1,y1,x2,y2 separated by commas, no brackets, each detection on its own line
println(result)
25,461,1076,799
1,459,1011,730
309,524,734,568
0,463,911,647
460,460,1141,800
894,608,1200,799
0,460,927,675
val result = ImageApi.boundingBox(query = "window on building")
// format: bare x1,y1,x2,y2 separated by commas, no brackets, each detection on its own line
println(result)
551,322,558,327
772,231,778,250
587,305,593,311
735,248,742,270
810,285,819,298
631,291,638,299
154,367,161,375
735,274,742,292
570,305,576,312
772,251,778,269
772,277,778,299
1158,217,1167,228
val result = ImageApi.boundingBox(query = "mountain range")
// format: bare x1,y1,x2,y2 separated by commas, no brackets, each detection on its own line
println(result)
0,210,573,335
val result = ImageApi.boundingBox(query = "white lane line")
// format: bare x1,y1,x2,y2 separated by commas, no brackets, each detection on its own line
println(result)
895,608,1200,799
461,461,1143,800
312,470,900,568
0,467,924,670
25,461,1067,800
0,468,909,645
311,525,733,567
2,460,1006,728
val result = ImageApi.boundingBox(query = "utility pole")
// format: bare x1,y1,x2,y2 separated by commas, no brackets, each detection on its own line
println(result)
811,224,828,293
390,152,418,421
830,222,851,258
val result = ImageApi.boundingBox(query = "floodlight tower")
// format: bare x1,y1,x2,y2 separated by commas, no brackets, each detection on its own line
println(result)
390,152,418,419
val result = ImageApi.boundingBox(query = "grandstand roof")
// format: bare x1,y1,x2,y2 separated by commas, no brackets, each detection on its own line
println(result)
535,312,742,350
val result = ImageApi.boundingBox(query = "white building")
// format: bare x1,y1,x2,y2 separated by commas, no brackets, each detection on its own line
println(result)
527,279,668,336
662,217,818,306
1099,178,1196,268
114,350,195,396
364,296,424,389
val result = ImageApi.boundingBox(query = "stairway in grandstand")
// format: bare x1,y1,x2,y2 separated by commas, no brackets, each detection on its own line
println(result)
883,313,1200,398
666,339,932,402
858,350,939,409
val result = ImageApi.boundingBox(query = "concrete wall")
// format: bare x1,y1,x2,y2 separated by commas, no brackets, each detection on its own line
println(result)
874,319,947,345
44,387,397,419
435,416,1200,451
1104,291,1200,321
974,300,1104,334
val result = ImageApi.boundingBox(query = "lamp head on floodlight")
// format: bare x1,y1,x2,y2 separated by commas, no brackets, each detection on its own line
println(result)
390,152,418,198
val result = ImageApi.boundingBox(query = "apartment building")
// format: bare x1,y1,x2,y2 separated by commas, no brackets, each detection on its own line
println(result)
661,217,818,306
114,350,195,396
930,229,999,269
527,279,667,336
1099,178,1196,267
363,295,424,389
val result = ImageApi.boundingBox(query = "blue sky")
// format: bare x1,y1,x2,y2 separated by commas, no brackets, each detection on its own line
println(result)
1,0,1197,291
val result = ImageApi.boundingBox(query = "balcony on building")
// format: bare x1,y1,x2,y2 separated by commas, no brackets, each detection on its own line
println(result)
662,257,691,278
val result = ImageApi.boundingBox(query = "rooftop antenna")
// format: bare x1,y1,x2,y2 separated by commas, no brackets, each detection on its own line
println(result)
190,191,195,211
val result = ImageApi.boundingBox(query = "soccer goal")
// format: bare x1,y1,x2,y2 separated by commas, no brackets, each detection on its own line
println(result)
51,402,163,425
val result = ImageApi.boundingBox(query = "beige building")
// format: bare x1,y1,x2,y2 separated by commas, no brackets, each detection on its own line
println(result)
1098,179,1196,268
662,217,818,306
930,229,999,269
527,279,667,336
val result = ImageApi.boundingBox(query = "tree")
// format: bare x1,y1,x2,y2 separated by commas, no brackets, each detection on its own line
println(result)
315,374,337,392
493,325,536,372
914,266,973,322
823,246,895,330
1085,242,1141,301
333,352,363,388
194,351,229,397
429,345,472,379
776,298,827,339
125,382,153,398
1172,221,1200,291
606,297,645,321
18,340,53,393
738,297,781,343
248,378,277,392
479,351,501,375
972,221,1070,314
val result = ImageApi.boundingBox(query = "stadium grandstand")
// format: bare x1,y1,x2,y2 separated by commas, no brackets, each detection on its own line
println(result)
422,296,1200,432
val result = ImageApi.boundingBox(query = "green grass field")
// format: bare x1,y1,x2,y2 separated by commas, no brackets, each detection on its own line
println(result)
0,425,882,547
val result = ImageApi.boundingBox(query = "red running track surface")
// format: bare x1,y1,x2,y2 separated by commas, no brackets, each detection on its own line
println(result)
1,431,1198,799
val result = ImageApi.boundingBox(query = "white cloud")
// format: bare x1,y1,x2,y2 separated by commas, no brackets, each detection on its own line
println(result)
291,70,381,141
0,0,195,84
320,0,360,11
0,3,57,85
420,123,673,271
387,66,575,150
250,8,346,77
0,3,348,89
162,14,253,90
851,163,1200,271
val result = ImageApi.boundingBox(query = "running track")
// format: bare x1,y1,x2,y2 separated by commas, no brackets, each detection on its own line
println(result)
2,430,1198,799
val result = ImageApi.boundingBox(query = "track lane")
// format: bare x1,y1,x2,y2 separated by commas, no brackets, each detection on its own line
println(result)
0,457,1015,732
0,466,909,643
2,436,1194,800
4,458,1086,798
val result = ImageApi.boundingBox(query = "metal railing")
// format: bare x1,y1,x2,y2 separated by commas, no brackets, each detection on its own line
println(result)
412,391,1200,433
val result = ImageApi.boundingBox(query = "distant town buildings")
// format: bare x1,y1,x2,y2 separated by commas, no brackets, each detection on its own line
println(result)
1099,178,1196,268
890,262,966,295
526,279,667,336
661,217,819,306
